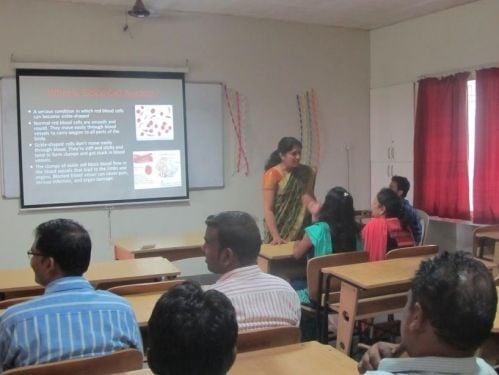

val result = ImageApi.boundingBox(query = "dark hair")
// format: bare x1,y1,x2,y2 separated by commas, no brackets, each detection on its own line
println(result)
34,218,91,276
205,211,262,265
264,137,302,171
391,175,410,198
410,251,497,352
318,187,359,251
148,281,238,375
376,188,404,220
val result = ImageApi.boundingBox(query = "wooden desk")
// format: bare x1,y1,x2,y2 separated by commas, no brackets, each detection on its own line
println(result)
257,242,306,280
475,230,499,263
113,233,204,261
117,341,358,375
322,256,498,355
124,291,163,327
0,257,180,300
322,256,426,355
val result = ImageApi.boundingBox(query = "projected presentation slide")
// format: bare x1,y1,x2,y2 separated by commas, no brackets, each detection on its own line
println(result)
17,69,188,209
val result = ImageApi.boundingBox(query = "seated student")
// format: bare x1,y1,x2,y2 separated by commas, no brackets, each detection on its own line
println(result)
203,211,301,331
362,188,415,261
389,175,422,244
293,186,360,304
0,219,142,371
148,281,238,375
358,251,497,374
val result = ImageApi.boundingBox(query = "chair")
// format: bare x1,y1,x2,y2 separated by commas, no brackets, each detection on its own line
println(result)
107,279,185,296
354,209,372,227
0,296,34,309
472,224,499,259
303,251,369,341
383,244,438,330
385,244,438,260
2,348,143,375
236,326,301,353
414,208,430,245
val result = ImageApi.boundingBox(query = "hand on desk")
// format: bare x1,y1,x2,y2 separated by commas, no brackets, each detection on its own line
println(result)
357,342,406,373
270,236,288,245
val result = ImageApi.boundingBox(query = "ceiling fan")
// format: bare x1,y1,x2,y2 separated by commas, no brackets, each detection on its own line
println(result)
128,0,151,18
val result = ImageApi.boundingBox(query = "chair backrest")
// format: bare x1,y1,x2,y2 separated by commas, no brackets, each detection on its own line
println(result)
2,349,143,375
354,209,372,226
0,296,34,309
236,326,301,353
107,279,184,296
385,244,438,260
472,224,499,258
415,208,430,245
307,251,369,305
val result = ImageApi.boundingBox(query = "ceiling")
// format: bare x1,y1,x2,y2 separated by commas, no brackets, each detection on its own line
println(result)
54,0,479,30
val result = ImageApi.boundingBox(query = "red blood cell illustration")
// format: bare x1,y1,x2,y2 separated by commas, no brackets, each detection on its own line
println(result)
136,105,174,140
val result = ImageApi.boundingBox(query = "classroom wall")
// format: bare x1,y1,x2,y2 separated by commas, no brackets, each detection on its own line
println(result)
371,0,499,88
0,0,370,268
370,0,499,252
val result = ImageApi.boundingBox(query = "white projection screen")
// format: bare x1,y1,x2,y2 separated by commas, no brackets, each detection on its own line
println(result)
16,69,189,209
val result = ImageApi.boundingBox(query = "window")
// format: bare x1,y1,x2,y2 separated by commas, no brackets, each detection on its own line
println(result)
467,79,475,212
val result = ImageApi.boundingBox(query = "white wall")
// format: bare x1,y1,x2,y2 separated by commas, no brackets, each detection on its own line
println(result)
371,0,499,88
0,0,370,268
370,0,499,252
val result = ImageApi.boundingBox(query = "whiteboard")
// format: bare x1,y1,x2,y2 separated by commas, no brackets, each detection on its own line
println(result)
0,78,224,198
185,82,224,189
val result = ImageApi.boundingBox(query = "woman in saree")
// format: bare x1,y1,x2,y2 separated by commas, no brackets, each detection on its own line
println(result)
362,187,416,261
262,137,315,244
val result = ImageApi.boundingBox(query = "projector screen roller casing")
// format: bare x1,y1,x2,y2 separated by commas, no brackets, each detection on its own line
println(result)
17,69,189,209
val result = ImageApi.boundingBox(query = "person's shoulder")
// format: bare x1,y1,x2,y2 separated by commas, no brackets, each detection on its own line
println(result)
0,295,48,326
94,289,135,306
305,221,329,234
262,166,283,188
258,271,297,290
263,166,283,179
475,358,497,374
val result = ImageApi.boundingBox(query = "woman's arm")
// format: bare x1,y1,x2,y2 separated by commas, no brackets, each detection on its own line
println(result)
293,233,313,259
303,194,321,222
263,188,286,244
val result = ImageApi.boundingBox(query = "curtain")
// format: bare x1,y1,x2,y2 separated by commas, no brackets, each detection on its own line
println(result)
473,68,499,223
414,73,470,219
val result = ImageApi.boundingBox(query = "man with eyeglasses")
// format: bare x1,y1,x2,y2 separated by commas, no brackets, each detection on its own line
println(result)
0,219,143,371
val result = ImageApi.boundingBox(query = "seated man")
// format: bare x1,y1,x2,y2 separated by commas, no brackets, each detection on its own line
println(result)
203,211,301,331
389,175,422,244
0,219,143,371
358,251,497,374
148,281,238,375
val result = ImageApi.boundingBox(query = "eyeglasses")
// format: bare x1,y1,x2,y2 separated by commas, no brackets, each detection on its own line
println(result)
27,250,45,259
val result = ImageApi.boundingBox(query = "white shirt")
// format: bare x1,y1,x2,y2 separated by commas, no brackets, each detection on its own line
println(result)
208,265,301,332
366,356,496,375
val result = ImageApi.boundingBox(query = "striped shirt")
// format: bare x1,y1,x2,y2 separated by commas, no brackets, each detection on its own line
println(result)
0,277,143,371
208,265,301,332
367,356,496,374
